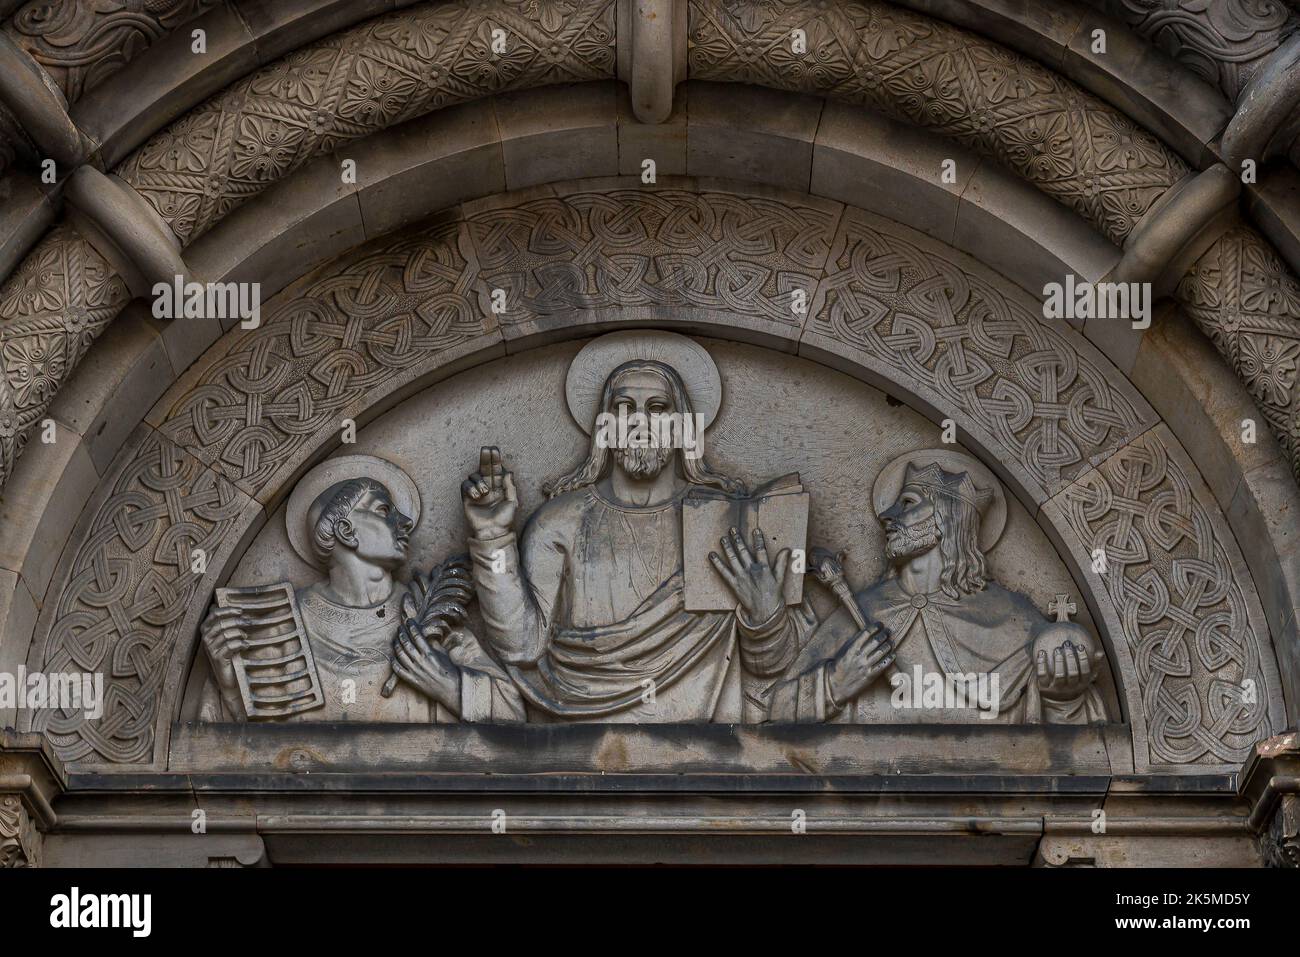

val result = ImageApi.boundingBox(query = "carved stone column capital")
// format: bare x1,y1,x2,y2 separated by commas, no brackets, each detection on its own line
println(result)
1239,731,1300,867
0,731,66,868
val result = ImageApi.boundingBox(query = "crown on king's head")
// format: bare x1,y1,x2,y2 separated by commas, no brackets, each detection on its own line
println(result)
901,461,994,512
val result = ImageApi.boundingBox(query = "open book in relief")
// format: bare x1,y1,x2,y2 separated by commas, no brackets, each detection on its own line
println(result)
681,473,809,611
214,582,326,719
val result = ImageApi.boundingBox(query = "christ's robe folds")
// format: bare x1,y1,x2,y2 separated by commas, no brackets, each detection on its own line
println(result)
469,484,812,722
767,578,1107,724
199,582,526,723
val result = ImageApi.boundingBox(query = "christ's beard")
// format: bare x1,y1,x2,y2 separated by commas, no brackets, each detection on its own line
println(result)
616,445,674,479
885,515,941,562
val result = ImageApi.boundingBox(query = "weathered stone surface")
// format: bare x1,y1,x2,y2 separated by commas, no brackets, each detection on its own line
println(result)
1245,165,1300,280
811,101,976,246
0,171,55,282
3,0,220,105
117,0,617,244
1177,227,1300,483
1132,307,1280,512
0,229,131,489
0,414,96,599
496,82,619,189
956,154,1121,305
0,32,87,168
1060,4,1229,169
1090,0,1299,103
71,2,260,170
354,100,504,239
184,150,365,321
617,83,687,177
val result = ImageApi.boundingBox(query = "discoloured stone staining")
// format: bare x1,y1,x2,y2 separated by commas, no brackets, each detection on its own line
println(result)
31,188,1275,769
118,0,617,245
469,187,838,325
1060,430,1272,765
687,0,1188,245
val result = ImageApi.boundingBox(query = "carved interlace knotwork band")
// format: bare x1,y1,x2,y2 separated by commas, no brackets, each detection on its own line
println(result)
27,186,1276,769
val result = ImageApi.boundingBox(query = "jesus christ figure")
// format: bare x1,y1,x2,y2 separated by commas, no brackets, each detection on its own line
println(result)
461,333,884,722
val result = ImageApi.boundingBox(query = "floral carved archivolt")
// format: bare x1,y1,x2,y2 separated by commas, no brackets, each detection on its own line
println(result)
1178,228,1300,481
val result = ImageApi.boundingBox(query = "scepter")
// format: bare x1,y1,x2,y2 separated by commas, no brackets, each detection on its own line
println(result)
809,547,867,630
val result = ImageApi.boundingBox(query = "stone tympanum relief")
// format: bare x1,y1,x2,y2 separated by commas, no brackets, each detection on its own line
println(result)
196,453,523,723
196,332,1109,726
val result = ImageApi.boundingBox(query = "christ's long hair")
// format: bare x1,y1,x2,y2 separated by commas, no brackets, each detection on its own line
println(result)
544,360,746,499
888,486,988,599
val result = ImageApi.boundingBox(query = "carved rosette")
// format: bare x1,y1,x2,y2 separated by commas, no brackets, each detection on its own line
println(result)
28,185,1279,770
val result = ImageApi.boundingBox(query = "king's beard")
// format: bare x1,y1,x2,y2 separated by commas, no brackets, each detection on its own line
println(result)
615,444,675,479
885,515,942,562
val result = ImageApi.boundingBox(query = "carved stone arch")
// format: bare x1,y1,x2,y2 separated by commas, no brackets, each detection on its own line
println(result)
15,168,1284,778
